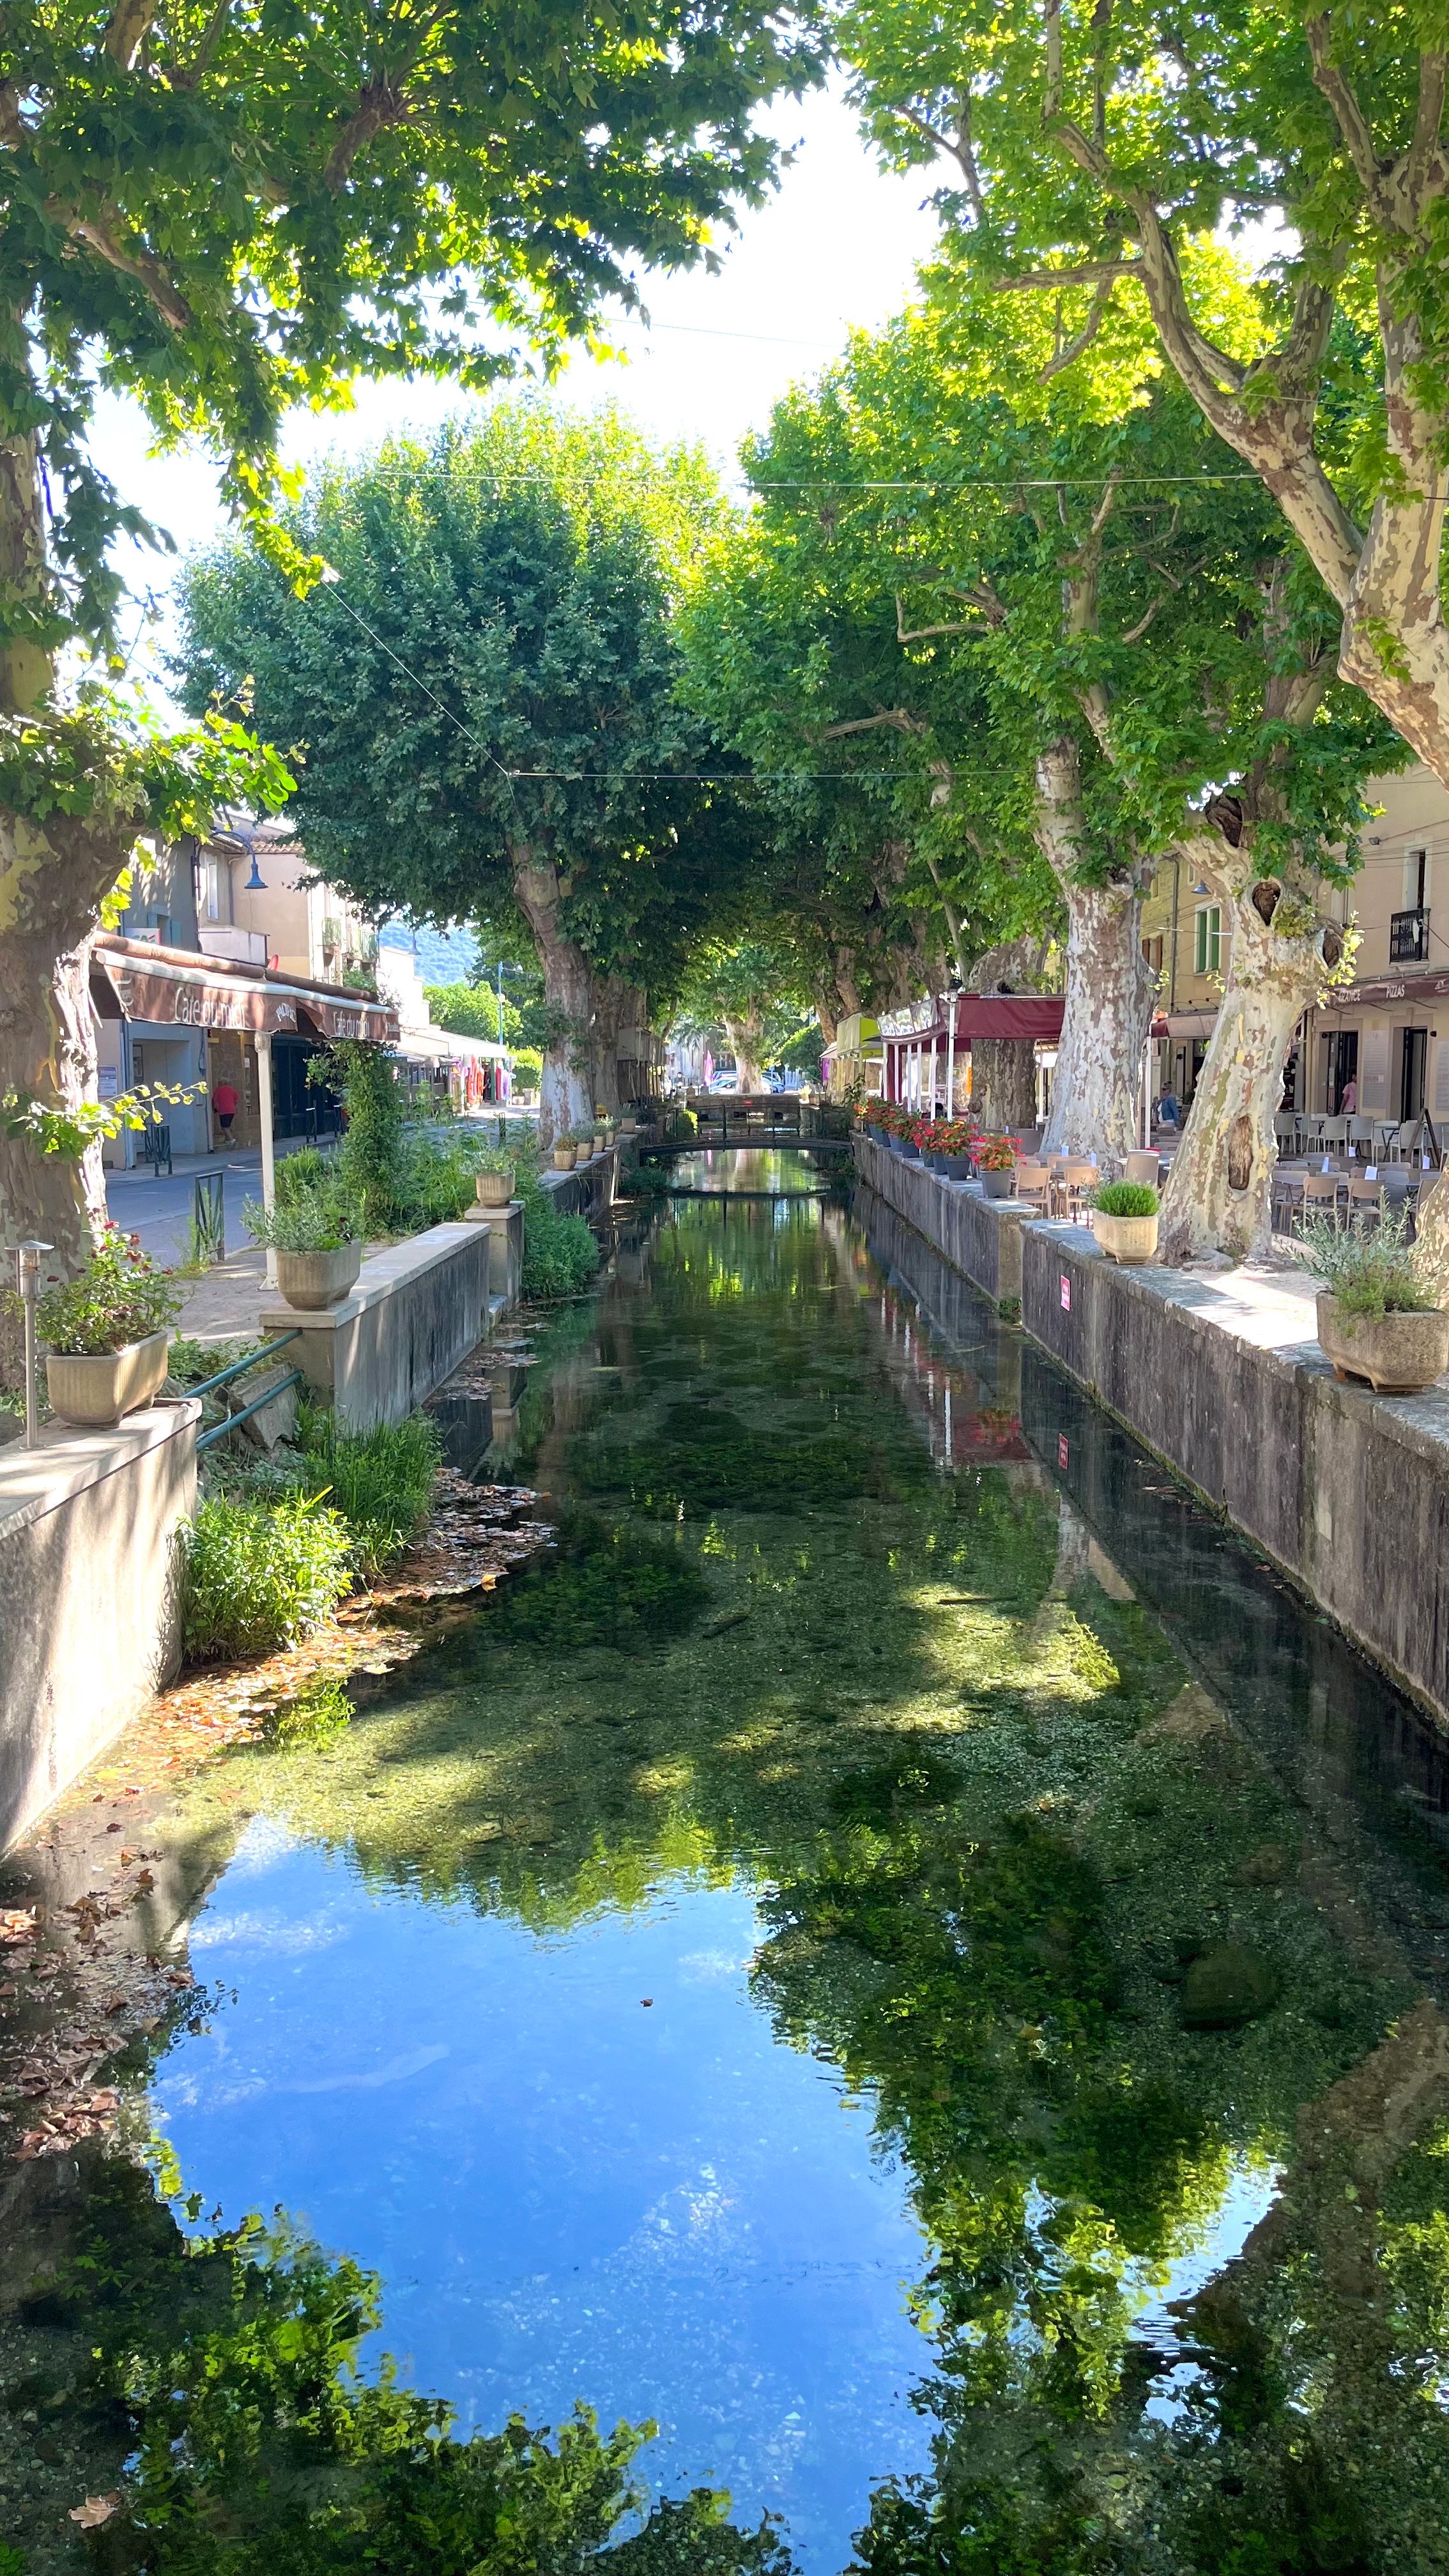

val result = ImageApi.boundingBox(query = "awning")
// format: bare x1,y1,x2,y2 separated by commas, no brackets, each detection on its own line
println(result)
1329,970,1449,1013
833,1013,882,1055
1162,1009,1218,1039
953,996,1064,1042
90,935,397,1045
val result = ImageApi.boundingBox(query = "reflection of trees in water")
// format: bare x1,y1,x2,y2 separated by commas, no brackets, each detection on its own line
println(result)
98,1193,1449,2575
0,2149,793,2576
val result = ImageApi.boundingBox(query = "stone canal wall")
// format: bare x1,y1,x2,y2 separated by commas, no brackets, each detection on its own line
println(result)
854,1133,1449,1733
852,1135,1025,1305
0,1400,199,1847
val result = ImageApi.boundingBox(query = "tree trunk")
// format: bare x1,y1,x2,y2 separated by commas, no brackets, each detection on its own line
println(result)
970,1038,1038,1131
510,854,595,1149
1159,863,1337,1266
0,431,120,1300
723,1009,766,1092
1034,739,1154,1162
587,975,645,1119
1040,878,1153,1159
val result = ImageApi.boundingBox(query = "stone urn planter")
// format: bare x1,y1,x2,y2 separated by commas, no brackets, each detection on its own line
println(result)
593,1131,608,1154
45,1330,171,1429
553,1145,576,1172
475,1169,515,1208
1315,1292,1449,1393
980,1167,1015,1200
1094,1210,1160,1266
274,1242,362,1311
620,1119,638,1138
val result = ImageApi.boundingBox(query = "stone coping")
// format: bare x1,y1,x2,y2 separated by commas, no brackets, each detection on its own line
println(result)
1039,1218,1449,1450
0,1399,201,1544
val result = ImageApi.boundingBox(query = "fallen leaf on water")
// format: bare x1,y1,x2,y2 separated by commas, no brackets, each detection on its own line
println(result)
68,2494,121,2528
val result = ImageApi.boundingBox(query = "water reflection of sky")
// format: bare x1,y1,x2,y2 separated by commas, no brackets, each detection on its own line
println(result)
157,1828,935,2572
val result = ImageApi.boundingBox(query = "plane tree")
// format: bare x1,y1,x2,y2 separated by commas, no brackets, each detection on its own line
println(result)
690,285,1402,1240
839,0,1449,792
175,408,760,1138
0,0,821,1251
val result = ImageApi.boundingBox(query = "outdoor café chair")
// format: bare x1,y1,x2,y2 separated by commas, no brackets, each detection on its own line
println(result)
1015,1161,1052,1213
1319,1116,1349,1153
1273,1115,1298,1154
1124,1150,1161,1189
1296,1170,1344,1230
1347,1117,1376,1158
1346,1176,1384,1230
1054,1158,1096,1220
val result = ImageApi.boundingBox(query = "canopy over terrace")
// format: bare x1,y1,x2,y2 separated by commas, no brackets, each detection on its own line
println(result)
880,993,1066,1111
89,931,399,1241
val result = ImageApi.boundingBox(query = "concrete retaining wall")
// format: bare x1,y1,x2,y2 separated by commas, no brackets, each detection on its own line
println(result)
1020,1224,1449,1729
0,1401,199,1848
852,1133,1449,1729
263,1223,494,1430
542,1146,618,1220
854,1134,1025,1305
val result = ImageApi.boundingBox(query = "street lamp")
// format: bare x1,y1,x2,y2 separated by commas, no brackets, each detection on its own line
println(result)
13,1239,52,1448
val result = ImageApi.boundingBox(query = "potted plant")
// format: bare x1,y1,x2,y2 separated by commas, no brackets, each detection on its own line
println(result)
1296,1208,1449,1393
570,1124,597,1162
474,1140,517,1207
974,1133,1019,1200
33,1225,182,1427
243,1174,363,1310
936,1118,980,1179
1091,1179,1161,1264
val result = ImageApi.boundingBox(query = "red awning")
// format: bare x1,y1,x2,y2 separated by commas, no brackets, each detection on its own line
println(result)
90,935,397,1044
953,995,1064,1043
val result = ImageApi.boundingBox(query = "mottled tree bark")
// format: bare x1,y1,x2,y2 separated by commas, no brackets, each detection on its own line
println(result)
722,1007,766,1093
510,854,595,1148
971,1038,1038,1132
1159,847,1342,1264
1034,740,1154,1160
0,431,122,1288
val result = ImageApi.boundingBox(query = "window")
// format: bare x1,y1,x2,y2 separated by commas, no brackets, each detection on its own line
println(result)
1404,847,1430,910
1193,903,1222,977
1141,932,1165,976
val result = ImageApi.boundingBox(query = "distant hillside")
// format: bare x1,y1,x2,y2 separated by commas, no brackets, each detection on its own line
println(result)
378,920,478,983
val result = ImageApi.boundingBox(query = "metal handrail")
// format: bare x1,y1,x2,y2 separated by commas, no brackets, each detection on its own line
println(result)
184,1329,301,1402
195,1367,304,1452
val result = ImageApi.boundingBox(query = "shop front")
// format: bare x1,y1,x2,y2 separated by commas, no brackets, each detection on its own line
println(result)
90,935,397,1166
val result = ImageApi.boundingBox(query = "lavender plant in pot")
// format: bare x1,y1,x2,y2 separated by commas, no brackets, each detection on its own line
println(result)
31,1226,182,1427
1296,1207,1449,1393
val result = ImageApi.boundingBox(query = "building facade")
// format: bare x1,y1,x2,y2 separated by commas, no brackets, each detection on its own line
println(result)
1141,763,1449,1132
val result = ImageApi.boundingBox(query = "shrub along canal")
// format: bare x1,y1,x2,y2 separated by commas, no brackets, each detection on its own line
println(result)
6,1149,1449,2573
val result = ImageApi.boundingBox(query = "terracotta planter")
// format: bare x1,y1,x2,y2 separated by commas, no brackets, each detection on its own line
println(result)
553,1146,576,1171
475,1169,515,1208
1094,1210,1160,1265
274,1241,362,1311
1316,1292,1449,1394
979,1167,1015,1200
45,1330,171,1429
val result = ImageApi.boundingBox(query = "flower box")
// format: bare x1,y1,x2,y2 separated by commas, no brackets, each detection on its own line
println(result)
553,1145,576,1170
45,1330,171,1429
274,1243,362,1310
1315,1293,1449,1394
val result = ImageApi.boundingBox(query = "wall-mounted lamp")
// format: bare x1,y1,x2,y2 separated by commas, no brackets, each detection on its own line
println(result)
1192,880,1209,896
244,851,266,893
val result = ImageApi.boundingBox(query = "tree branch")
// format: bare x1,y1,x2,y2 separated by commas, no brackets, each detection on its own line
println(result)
820,709,926,738
1118,589,1174,644
171,0,236,89
997,258,1140,289
1407,50,1448,205
1038,271,1118,381
58,209,192,330
102,0,157,68
1306,15,1392,215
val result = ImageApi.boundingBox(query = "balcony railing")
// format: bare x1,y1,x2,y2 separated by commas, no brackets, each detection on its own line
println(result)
1390,907,1430,963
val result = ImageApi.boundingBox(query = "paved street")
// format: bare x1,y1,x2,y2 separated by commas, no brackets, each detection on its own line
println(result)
105,1148,268,1266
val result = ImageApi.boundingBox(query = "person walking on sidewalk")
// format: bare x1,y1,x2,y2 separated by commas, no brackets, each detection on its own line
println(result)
210,1078,238,1147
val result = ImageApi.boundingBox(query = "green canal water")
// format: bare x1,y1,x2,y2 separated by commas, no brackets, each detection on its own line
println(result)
7,1153,1449,2574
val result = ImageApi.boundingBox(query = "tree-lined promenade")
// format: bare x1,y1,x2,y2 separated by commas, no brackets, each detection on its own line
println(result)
4,0,1449,1266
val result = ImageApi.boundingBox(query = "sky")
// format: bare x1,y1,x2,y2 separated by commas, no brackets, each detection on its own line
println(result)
98,79,943,683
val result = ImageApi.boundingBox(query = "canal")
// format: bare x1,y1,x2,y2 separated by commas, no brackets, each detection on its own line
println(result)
5,1149,1449,2574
